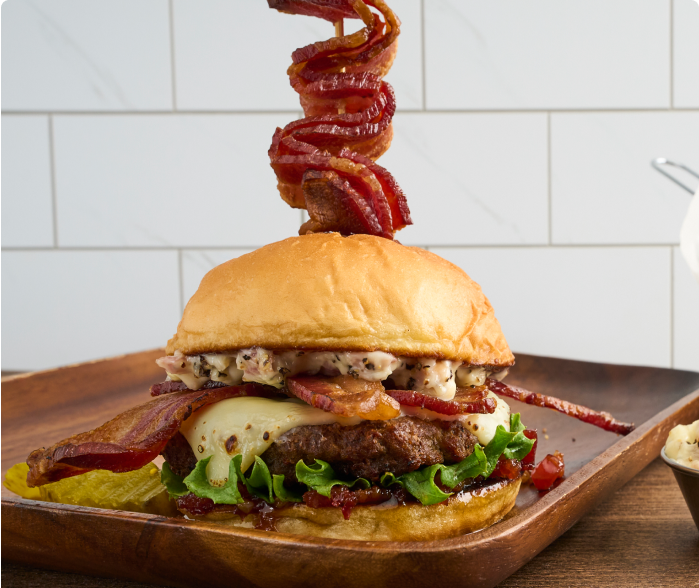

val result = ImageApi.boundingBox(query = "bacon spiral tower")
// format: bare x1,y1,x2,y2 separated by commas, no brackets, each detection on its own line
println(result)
268,0,411,239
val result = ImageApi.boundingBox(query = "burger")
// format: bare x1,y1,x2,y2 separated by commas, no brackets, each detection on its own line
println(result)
25,232,541,541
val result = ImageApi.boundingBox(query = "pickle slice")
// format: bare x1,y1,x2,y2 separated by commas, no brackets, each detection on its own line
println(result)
3,462,176,516
3,463,42,500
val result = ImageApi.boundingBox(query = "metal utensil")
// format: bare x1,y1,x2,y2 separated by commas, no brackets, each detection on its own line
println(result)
651,158,699,194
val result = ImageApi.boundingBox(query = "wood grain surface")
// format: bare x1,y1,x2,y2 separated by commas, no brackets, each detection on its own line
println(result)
2,351,699,588
3,458,698,587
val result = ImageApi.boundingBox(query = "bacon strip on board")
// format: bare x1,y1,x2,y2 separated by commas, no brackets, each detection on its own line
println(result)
26,384,276,487
486,379,635,435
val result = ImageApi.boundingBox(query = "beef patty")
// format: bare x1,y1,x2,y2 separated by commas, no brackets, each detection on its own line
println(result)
163,417,478,483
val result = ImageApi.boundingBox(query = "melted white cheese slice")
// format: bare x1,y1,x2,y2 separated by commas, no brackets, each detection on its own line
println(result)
458,392,511,445
179,397,361,486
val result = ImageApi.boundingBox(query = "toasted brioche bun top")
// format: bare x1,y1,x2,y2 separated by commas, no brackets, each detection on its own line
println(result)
166,233,514,367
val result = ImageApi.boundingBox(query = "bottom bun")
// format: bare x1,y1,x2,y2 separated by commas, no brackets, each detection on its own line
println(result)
214,477,521,542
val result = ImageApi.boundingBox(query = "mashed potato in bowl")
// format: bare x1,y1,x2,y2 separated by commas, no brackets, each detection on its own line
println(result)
664,420,699,470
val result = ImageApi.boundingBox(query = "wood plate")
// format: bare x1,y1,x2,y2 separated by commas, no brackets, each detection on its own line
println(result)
2,350,699,588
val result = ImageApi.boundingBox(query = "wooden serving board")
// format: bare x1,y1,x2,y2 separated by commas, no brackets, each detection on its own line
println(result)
2,351,699,588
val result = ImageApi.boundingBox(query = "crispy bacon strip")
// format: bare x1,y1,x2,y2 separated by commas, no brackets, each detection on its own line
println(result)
149,379,229,396
268,0,410,238
385,387,497,416
301,169,384,235
26,384,275,487
487,379,635,435
286,375,400,420
268,0,361,23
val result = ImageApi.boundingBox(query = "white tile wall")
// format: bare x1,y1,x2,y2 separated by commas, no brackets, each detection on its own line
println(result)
380,113,548,245
52,114,302,247
172,0,324,111
181,248,254,309
2,1,698,373
1,0,173,112
674,0,699,109
674,247,699,372
551,112,699,245
1,250,180,370
424,0,670,110
433,246,672,368
1,115,54,247
172,0,422,112
382,0,423,111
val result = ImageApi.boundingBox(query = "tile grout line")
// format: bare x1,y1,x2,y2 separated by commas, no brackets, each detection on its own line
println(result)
669,0,674,109
178,249,185,315
420,0,427,111
48,115,59,248
669,246,674,368
0,110,303,116
2,108,699,116
168,0,178,111
1,243,684,252
547,112,552,246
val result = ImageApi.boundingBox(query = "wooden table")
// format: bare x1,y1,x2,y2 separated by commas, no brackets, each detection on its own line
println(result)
3,457,697,587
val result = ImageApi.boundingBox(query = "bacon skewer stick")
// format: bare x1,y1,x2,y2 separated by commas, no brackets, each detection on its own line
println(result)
335,19,346,113
268,0,411,239
487,379,635,435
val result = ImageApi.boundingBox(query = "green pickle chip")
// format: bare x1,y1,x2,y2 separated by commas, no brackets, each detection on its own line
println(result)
3,462,176,516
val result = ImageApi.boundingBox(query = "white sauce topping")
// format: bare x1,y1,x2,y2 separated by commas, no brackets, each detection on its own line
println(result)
665,420,699,470
157,347,506,401
390,358,459,400
179,397,361,486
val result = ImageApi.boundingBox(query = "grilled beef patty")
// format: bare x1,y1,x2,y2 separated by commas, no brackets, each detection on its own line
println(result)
162,431,199,478
162,417,478,482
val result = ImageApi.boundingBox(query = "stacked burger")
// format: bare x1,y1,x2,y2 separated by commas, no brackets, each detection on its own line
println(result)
28,234,535,540
23,0,632,541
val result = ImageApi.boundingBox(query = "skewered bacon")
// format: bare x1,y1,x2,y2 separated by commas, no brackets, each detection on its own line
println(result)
269,0,360,23
486,379,635,435
268,0,411,239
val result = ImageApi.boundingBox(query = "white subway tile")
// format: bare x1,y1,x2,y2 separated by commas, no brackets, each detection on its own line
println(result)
1,250,180,370
384,0,423,111
674,0,699,108
424,0,670,110
181,248,254,310
1,0,172,112
674,247,699,372
1,116,53,247
173,0,321,111
379,113,548,245
173,0,421,112
52,114,302,247
551,112,699,245
431,246,671,368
